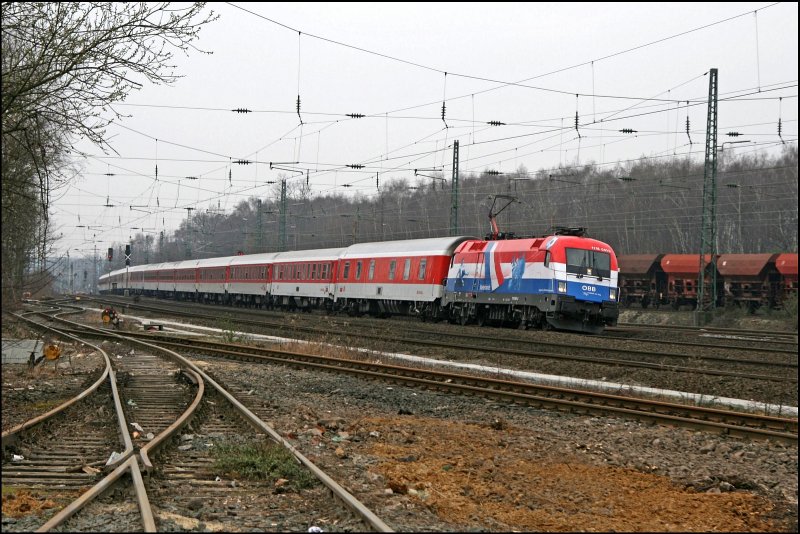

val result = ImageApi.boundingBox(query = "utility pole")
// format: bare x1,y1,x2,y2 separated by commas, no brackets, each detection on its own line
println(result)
697,68,719,325
380,194,385,241
279,179,287,251
68,250,73,295
450,140,460,236
184,207,194,259
256,199,263,251
352,206,360,244
93,239,98,295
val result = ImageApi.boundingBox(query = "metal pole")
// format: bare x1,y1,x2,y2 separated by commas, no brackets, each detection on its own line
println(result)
68,250,72,295
450,140,460,236
93,241,98,295
279,179,287,251
696,68,718,325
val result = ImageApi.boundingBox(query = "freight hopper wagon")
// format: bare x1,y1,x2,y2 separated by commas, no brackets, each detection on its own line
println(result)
443,229,619,333
660,254,720,310
775,253,798,306
617,254,667,309
716,254,782,311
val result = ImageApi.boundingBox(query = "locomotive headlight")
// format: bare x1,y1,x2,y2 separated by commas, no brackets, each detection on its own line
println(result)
557,281,567,293
609,288,617,301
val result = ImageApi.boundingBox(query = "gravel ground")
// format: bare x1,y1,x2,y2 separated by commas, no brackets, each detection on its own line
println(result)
2,310,797,531
192,355,798,532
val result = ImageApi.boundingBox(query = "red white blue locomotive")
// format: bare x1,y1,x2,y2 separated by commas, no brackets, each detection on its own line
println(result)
100,229,619,334
443,228,618,333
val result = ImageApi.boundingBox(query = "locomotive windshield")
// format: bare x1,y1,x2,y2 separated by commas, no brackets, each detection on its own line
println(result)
565,248,611,278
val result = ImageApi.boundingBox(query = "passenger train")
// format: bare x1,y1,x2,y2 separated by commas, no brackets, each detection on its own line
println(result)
99,228,620,333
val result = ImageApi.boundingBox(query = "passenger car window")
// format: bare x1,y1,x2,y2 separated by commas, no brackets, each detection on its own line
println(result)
389,260,396,280
343,262,350,280
403,259,411,280
418,259,427,280
368,260,375,280
355,261,362,280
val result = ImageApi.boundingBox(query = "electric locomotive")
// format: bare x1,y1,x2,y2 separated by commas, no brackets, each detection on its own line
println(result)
441,227,619,333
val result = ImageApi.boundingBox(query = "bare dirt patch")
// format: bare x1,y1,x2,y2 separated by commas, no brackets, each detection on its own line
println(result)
363,416,779,532
2,490,61,518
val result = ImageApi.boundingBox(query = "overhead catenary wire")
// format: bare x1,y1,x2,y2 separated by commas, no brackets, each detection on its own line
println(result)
58,4,797,253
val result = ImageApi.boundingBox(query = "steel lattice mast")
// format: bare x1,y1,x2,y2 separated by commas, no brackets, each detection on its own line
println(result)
697,68,719,322
450,140,460,236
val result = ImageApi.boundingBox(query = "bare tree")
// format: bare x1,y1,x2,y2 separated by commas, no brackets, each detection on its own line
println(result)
1,2,218,307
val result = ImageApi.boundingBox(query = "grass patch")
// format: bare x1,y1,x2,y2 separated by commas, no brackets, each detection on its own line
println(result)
216,315,243,343
211,441,316,490
766,293,798,330
30,400,63,412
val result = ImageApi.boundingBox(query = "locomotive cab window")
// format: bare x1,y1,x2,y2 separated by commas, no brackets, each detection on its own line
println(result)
565,248,610,278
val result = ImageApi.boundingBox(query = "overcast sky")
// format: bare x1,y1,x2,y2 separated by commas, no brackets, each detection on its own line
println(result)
56,1,798,261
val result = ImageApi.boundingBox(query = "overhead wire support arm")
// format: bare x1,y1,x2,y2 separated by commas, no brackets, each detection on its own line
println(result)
269,162,304,177
685,101,693,145
296,95,303,125
548,173,581,185
414,168,446,189
296,31,303,125
441,72,448,128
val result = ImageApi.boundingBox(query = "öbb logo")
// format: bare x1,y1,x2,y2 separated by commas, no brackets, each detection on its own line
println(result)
581,285,597,292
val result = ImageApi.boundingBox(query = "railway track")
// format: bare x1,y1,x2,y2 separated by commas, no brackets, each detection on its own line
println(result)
614,321,798,345
58,323,799,446
4,307,392,532
7,299,797,532
88,295,798,350
82,297,798,383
